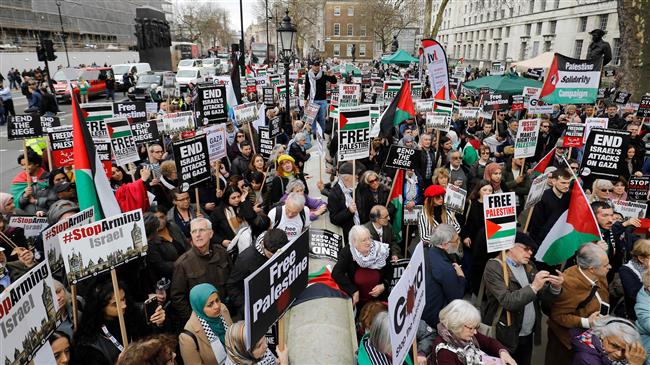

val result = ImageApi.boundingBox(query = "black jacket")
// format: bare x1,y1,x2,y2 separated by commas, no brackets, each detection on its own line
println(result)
586,39,612,66
226,242,268,319
209,199,270,247
40,92,59,115
529,188,570,245
303,73,337,101
230,154,251,177
356,185,390,224
145,224,188,283
328,183,357,239
288,142,310,168
268,173,308,206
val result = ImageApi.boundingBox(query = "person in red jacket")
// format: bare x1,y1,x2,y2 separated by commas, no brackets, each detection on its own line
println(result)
430,299,516,365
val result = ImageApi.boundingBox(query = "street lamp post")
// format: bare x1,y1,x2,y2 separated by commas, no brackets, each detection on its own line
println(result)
55,0,70,67
277,10,296,126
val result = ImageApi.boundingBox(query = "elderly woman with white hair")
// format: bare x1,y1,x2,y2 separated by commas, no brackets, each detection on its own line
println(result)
358,311,415,365
288,131,311,170
432,299,517,365
332,225,392,308
571,317,647,365
589,179,614,203
278,179,327,221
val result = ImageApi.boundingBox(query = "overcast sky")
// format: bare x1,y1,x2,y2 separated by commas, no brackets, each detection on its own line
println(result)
175,0,259,32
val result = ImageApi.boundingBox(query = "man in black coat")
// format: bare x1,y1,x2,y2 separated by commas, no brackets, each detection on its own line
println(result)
528,169,572,245
230,140,253,177
363,205,399,260
328,162,360,243
304,60,337,134
226,229,288,320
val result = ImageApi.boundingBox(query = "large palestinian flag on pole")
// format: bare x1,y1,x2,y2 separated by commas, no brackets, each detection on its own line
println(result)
539,53,603,104
535,180,601,265
389,169,404,243
377,80,415,138
72,97,121,220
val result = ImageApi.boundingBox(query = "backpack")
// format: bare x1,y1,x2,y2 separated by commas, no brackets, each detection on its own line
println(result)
271,204,306,231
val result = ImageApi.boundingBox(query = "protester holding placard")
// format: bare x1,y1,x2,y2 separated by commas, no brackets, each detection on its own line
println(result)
419,185,461,247
76,278,167,365
503,157,532,212
461,180,494,294
11,149,49,215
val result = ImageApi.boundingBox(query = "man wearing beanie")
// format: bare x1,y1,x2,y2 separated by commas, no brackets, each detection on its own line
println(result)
328,162,359,242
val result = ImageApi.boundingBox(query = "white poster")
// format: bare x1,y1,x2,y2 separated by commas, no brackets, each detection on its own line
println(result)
338,106,371,162
339,84,362,108
160,111,195,133
514,118,540,159
584,117,609,142
43,207,95,274
388,243,426,365
204,124,228,162
233,102,258,126
421,39,450,100
524,173,549,211
612,200,648,220
445,184,467,214
7,216,49,238
1,261,61,365
59,209,147,284
425,112,450,132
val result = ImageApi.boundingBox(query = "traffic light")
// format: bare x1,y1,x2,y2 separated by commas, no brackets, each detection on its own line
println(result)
41,39,57,61
37,46,47,62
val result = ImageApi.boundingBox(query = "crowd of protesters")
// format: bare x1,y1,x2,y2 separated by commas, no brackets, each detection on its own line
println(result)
0,55,649,365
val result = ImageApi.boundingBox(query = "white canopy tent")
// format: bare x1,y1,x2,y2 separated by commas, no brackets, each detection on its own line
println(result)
512,52,555,73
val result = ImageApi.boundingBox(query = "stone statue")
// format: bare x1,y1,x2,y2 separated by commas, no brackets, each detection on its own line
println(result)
390,35,399,53
586,29,612,66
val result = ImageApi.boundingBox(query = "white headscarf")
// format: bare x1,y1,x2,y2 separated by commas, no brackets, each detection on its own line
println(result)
308,69,323,102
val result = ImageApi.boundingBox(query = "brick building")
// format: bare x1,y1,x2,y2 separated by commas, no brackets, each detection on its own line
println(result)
322,0,374,61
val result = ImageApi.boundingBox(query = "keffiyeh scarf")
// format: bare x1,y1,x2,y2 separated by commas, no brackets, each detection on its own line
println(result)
350,240,389,269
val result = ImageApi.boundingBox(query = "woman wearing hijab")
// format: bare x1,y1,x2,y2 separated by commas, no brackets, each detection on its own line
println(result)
224,321,287,365
483,162,507,194
332,225,392,309
418,185,461,245
179,283,233,365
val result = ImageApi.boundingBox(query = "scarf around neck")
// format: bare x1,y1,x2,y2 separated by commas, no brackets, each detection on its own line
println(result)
308,69,323,101
338,179,360,225
436,322,482,365
350,240,389,269
190,284,227,345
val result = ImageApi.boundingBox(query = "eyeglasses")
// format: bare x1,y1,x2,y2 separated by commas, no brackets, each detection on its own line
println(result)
516,244,534,253
237,135,245,138
451,156,461,160
367,178,379,184
601,189,613,193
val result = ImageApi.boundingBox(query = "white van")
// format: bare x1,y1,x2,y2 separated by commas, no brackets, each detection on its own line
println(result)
112,63,151,90
175,67,202,91
177,59,203,71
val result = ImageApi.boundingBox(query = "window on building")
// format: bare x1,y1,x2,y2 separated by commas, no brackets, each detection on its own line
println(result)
506,26,511,37
520,42,527,59
599,14,608,30
334,6,340,16
536,22,542,35
480,44,485,59
509,8,514,17
549,20,557,34
334,44,340,56
540,0,546,11
613,38,621,65
496,28,501,38
487,13,491,21
360,44,366,56
489,29,493,38
347,44,353,56
474,15,477,24
529,0,535,13
544,41,551,51
348,6,354,16
532,41,539,56
579,17,588,32
503,43,508,59
487,44,492,59
360,25,366,37
347,24,353,36
494,44,499,59
554,0,560,8
525,24,531,36
334,23,340,36
501,9,505,18
574,39,583,58
480,14,484,22
493,10,497,20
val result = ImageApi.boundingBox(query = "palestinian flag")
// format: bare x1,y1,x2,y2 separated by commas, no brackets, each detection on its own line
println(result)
80,102,113,122
390,169,405,243
339,108,370,131
531,148,555,175
72,97,121,220
378,80,415,138
485,217,517,241
535,181,601,265
433,99,453,115
230,52,243,104
433,86,447,100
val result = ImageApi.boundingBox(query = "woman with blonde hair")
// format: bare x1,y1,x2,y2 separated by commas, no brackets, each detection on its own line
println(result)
432,167,450,187
224,321,288,365
590,179,614,203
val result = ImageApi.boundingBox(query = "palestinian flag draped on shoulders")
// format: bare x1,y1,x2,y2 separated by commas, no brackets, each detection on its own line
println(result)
376,79,415,138
534,180,601,265
72,97,121,220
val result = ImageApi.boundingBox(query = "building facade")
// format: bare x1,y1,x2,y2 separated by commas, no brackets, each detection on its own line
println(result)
0,0,171,50
322,0,375,61
432,0,620,67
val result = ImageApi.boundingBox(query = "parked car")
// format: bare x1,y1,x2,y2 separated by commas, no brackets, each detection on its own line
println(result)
177,58,203,70
53,67,113,103
127,71,177,101
175,67,202,92
112,63,151,91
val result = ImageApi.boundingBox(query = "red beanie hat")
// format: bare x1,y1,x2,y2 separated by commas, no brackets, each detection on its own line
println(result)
424,184,446,198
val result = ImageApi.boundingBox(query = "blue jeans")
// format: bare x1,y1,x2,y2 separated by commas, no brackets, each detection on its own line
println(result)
312,99,328,134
